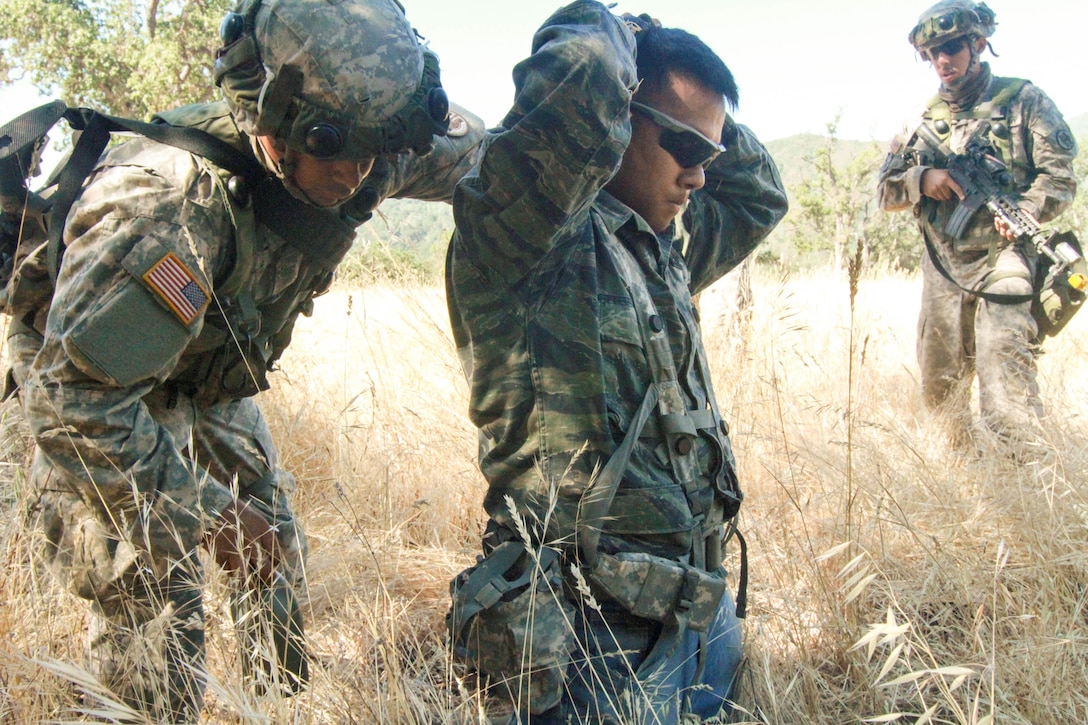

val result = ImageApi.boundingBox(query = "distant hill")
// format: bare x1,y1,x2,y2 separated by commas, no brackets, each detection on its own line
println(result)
763,112,1088,190
1068,112,1088,140
765,134,884,190
767,109,1088,185
365,134,884,269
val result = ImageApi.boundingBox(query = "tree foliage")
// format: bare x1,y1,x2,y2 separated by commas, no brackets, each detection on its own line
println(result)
1066,134,1088,234
0,0,230,118
785,116,917,272
342,198,456,283
6,1,1081,280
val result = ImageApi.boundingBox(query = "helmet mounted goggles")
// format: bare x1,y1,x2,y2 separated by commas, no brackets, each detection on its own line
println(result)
909,1,996,51
214,0,450,160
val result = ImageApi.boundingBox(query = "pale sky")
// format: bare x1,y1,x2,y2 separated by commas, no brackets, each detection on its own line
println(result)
411,0,1088,142
3,0,1086,144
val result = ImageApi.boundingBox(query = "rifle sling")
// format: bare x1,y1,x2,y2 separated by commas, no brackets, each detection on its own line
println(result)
923,234,1032,304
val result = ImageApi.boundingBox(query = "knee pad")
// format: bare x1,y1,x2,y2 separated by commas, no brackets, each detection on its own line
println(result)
983,275,1032,297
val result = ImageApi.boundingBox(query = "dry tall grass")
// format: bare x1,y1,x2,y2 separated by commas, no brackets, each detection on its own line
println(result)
1,266,1086,723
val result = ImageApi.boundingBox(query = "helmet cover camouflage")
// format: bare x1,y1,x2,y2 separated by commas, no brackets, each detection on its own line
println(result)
909,0,997,51
214,0,449,159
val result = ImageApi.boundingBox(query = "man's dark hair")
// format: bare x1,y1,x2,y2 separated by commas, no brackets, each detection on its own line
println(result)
634,26,739,111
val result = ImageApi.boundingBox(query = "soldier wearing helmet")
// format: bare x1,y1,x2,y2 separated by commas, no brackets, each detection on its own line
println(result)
6,0,483,719
908,0,996,59
878,0,1077,457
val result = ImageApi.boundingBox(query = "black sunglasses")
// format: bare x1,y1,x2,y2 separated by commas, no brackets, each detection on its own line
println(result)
925,35,968,61
630,101,725,170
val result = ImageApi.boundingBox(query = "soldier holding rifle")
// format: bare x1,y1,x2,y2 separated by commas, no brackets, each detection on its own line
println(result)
878,0,1078,456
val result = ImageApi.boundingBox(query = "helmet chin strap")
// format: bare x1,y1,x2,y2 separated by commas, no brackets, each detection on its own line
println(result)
251,135,284,177
966,41,981,73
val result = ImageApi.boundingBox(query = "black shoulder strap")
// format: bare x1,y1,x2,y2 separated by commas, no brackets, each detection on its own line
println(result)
923,234,1032,304
46,106,267,284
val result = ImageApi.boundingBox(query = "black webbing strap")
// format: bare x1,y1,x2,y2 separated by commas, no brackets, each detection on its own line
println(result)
733,529,748,619
47,107,265,284
924,234,1032,304
47,111,111,283
89,107,264,176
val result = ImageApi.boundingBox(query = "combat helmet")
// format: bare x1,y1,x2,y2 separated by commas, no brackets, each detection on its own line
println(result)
909,0,997,52
213,0,449,160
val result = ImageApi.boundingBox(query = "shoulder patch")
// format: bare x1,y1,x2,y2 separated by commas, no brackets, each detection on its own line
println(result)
1055,127,1076,151
446,111,470,138
143,253,210,325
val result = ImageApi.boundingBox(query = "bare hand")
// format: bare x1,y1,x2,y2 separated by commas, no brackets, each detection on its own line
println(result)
921,168,966,202
993,215,1018,242
205,499,282,582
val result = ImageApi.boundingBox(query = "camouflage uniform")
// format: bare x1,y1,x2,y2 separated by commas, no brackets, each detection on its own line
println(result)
877,4,1077,451
8,0,484,715
446,2,786,721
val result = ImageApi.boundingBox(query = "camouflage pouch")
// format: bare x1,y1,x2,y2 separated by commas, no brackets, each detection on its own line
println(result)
587,551,727,632
448,541,575,714
1031,231,1087,339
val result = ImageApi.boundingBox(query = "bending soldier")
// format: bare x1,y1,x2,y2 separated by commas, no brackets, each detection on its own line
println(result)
877,0,1078,456
4,0,482,719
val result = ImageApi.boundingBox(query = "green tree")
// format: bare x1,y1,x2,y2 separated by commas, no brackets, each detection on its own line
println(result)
788,117,874,269
0,0,229,118
785,116,918,272
348,198,456,281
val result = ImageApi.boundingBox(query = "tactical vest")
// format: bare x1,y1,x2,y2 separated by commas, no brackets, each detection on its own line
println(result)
151,103,358,405
922,76,1029,173
913,78,1032,258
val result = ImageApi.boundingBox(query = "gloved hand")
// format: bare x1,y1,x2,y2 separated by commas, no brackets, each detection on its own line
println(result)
206,498,284,582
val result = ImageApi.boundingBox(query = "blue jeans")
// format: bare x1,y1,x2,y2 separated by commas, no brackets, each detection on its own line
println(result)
512,591,743,724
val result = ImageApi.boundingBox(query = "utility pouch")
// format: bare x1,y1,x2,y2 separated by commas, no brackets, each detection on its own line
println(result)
1032,231,1087,338
448,541,575,714
587,551,727,632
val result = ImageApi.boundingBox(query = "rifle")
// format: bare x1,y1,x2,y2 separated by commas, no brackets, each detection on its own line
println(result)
914,121,1086,336
914,121,1086,289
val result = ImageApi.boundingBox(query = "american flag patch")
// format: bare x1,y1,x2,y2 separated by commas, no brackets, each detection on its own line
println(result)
143,253,210,325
